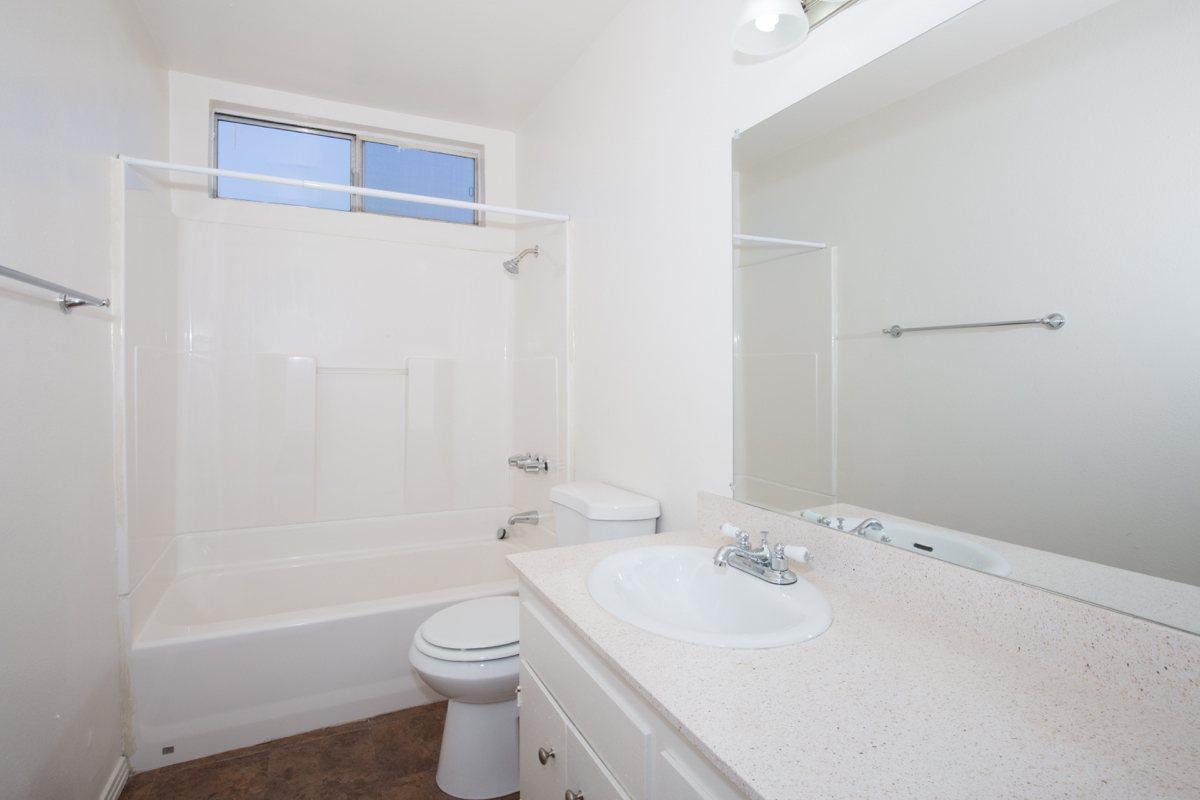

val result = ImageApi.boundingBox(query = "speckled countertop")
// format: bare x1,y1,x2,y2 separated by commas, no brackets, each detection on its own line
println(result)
507,499,1200,800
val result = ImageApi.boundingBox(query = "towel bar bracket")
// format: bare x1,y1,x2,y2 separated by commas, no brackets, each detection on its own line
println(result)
59,294,111,314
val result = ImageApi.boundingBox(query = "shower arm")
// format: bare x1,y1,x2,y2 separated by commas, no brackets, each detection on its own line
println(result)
503,245,540,274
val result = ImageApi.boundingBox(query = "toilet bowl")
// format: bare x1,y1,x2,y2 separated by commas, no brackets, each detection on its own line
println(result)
409,483,660,799
409,595,520,800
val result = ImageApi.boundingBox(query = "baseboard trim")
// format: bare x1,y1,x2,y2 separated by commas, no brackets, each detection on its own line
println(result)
100,755,130,800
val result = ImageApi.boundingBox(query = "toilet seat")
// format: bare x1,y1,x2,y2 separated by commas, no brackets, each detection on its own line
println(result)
413,637,519,662
414,596,519,663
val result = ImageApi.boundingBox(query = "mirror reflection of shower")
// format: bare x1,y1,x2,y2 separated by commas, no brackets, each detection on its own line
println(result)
503,245,539,275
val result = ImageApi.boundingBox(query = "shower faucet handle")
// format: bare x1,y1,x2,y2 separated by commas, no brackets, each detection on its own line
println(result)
522,455,550,473
509,453,549,473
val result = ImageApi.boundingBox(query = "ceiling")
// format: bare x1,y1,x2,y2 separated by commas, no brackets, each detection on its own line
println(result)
131,0,630,130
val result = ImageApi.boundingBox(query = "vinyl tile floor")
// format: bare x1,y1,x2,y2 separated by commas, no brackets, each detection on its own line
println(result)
119,702,519,800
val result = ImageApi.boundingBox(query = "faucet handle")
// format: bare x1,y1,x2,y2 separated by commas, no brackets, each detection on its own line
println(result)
736,531,751,551
783,544,813,565
771,542,788,571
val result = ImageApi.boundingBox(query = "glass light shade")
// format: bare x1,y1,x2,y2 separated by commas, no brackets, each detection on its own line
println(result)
732,0,810,56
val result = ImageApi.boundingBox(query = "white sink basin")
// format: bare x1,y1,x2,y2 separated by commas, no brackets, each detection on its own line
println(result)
587,545,832,649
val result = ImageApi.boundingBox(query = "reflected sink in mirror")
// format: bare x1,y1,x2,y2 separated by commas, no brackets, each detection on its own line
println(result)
587,545,832,648
805,513,1012,577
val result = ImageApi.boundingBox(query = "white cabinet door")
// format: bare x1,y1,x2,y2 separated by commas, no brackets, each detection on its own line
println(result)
564,721,633,800
655,750,730,800
520,663,567,800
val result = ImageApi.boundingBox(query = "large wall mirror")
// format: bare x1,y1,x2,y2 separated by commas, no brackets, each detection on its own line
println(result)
732,0,1199,634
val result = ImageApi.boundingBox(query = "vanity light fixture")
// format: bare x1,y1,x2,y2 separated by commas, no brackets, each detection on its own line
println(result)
732,0,810,55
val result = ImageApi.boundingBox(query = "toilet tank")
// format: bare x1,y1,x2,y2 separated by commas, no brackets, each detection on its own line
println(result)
550,481,661,547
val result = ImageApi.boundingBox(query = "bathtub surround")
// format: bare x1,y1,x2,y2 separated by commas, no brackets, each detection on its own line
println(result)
120,72,540,585
508,492,1200,800
119,72,570,597
733,245,835,511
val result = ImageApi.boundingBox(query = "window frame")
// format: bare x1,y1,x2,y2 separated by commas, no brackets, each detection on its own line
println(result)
210,111,484,226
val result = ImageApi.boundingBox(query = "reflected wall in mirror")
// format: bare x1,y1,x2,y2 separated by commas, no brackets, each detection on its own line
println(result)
732,0,1200,633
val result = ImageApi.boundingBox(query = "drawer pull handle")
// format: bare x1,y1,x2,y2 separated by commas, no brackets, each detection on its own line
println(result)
538,746,555,765
565,791,585,800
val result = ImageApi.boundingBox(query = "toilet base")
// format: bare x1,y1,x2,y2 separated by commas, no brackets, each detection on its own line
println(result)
435,697,518,799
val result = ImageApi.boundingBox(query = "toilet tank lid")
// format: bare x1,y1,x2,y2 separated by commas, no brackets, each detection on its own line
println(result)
550,481,661,521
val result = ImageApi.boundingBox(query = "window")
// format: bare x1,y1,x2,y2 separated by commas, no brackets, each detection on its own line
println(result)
215,117,353,210
213,113,481,224
362,141,476,224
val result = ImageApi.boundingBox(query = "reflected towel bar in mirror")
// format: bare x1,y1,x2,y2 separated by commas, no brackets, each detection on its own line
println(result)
883,313,1065,338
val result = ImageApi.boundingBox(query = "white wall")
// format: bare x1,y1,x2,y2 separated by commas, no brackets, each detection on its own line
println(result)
516,0,736,530
513,0,1015,531
738,0,1200,583
0,1,168,797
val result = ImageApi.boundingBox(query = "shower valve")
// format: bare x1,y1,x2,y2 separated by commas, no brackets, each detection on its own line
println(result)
507,453,549,473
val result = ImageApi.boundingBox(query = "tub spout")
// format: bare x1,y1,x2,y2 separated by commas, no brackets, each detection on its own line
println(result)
507,510,539,526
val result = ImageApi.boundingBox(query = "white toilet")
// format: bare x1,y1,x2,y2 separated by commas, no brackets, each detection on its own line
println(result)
409,481,660,799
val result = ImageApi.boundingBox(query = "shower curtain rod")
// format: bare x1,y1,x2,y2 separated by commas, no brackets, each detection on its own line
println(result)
117,156,571,222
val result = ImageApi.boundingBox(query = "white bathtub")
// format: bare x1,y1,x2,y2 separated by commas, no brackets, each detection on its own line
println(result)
128,515,553,771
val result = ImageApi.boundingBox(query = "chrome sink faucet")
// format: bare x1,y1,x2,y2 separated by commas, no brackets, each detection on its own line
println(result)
713,526,811,586
843,517,891,543
802,511,892,544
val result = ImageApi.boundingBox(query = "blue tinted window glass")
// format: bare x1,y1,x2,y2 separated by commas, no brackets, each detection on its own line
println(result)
362,142,477,224
215,118,351,211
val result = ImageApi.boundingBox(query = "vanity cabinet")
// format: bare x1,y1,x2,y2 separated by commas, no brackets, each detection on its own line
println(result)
518,585,747,800
521,665,631,800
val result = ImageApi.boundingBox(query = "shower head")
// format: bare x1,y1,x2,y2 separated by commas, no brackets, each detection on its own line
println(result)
503,245,539,275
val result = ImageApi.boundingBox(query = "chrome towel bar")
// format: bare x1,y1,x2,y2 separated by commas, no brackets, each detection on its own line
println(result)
0,263,110,314
884,313,1065,338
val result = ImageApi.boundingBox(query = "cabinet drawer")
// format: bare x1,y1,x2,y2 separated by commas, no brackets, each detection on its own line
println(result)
521,599,652,800
565,718,633,800
520,664,566,800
